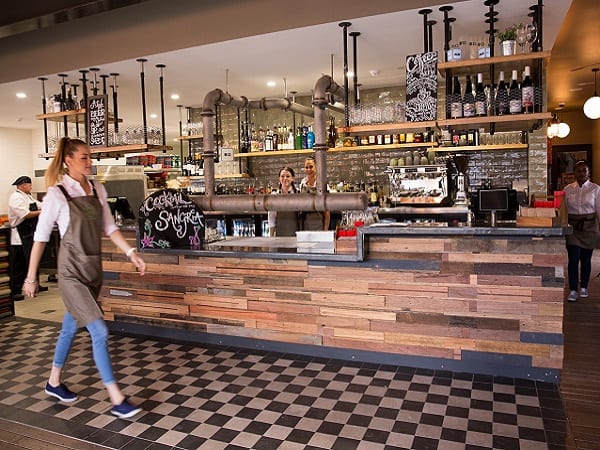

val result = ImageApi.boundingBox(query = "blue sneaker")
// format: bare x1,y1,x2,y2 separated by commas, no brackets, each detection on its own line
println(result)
111,398,142,418
45,382,78,402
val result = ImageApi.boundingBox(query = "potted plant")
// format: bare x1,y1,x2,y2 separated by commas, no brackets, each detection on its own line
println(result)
497,25,518,55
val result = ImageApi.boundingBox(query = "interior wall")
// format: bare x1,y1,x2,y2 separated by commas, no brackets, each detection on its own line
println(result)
0,127,35,214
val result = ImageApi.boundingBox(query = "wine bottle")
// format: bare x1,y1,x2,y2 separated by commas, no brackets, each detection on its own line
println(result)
475,73,487,116
301,126,308,149
495,71,509,115
264,127,273,151
509,69,522,114
327,116,338,148
450,76,463,119
462,75,475,118
521,66,534,113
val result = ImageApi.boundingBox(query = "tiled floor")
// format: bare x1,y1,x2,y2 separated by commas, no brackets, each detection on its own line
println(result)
0,314,568,450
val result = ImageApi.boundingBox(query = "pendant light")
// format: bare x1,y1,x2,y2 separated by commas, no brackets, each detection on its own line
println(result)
547,105,570,139
583,68,600,119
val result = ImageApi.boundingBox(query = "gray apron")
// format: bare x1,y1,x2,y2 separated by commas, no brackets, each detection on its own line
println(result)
276,210,300,237
567,213,600,249
300,184,324,231
56,182,103,327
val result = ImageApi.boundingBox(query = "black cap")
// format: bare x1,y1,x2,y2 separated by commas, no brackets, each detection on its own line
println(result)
12,176,32,186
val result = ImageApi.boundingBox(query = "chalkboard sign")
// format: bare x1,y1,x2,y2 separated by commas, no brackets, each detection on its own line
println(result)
138,189,204,250
87,94,109,148
405,51,438,122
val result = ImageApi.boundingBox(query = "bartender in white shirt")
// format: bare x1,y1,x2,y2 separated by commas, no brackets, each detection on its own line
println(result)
8,176,47,300
564,160,600,302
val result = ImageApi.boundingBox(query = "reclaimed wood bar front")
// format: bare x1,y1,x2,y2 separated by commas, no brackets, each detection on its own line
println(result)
99,226,567,382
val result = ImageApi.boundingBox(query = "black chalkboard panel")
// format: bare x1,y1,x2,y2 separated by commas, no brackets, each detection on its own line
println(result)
87,94,109,148
405,51,438,122
138,189,205,250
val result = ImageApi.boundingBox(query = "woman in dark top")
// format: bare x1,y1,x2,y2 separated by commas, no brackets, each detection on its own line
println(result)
268,167,299,236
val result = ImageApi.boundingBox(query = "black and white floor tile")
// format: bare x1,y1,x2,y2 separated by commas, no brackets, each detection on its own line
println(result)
0,317,568,449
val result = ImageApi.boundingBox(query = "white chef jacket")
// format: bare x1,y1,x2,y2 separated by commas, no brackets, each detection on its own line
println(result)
8,188,42,246
33,174,118,242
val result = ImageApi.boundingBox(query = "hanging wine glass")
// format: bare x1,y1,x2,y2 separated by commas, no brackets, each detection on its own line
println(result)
525,22,538,52
515,24,528,54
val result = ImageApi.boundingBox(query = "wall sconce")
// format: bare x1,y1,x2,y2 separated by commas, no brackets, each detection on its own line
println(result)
583,68,600,119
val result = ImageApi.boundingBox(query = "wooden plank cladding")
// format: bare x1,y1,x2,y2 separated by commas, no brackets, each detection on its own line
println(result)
99,231,566,381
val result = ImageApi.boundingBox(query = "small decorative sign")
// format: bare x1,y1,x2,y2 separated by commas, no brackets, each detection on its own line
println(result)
138,189,204,250
405,51,438,122
86,94,109,148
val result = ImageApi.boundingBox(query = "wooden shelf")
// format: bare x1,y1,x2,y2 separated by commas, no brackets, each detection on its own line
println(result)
235,149,314,158
329,142,437,152
36,108,120,123
177,134,203,141
438,112,551,132
338,121,437,135
434,143,528,152
38,144,173,159
438,51,551,74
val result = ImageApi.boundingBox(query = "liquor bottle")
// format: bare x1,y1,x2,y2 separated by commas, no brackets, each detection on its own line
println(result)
272,125,279,150
462,75,475,118
327,116,338,148
307,125,315,149
509,69,522,114
450,76,463,119
368,182,379,206
521,65,534,113
295,127,302,150
264,127,273,151
475,73,487,116
301,126,308,149
495,71,509,115
287,127,294,150
258,126,265,151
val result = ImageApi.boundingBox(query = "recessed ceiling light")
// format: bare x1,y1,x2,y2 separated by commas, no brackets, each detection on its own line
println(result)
16,92,27,99
347,71,355,78
369,70,380,77
170,94,180,100
267,81,276,87
569,87,583,92
150,113,158,119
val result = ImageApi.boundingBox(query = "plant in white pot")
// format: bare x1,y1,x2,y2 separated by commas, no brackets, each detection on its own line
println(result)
497,25,518,56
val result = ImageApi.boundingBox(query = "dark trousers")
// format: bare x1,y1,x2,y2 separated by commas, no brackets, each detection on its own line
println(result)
9,244,26,298
567,244,593,291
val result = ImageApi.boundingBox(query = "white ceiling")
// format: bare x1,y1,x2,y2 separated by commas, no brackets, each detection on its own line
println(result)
0,0,573,144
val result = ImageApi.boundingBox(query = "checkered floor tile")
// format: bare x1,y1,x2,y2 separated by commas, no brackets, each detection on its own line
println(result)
0,317,568,449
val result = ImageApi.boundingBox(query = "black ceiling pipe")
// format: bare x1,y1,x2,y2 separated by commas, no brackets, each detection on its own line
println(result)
418,9,432,53
136,58,148,144
439,6,453,61
156,64,167,146
427,20,436,53
338,21,351,127
110,73,119,133
349,31,361,106
38,77,49,153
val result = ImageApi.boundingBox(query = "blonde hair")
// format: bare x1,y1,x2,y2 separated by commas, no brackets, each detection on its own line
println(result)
45,137,88,188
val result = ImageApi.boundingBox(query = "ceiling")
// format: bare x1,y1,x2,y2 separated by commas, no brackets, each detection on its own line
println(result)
0,0,593,146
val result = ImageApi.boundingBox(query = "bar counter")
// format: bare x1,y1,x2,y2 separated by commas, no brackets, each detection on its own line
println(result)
99,225,570,382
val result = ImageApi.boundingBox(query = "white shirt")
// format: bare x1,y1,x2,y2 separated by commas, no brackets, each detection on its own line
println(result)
8,188,42,245
34,175,118,242
564,179,600,217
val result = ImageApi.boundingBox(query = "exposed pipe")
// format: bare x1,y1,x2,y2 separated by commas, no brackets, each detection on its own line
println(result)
339,21,351,126
349,31,360,106
110,72,119,133
191,192,365,213
58,73,68,135
79,69,89,140
199,80,366,212
38,77,49,153
418,9,432,53
136,58,148,144
156,64,167,146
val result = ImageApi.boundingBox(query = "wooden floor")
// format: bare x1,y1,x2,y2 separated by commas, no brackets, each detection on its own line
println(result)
0,418,111,450
560,275,600,450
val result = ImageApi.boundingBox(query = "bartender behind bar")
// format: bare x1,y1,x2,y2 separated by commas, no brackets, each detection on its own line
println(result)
8,176,48,300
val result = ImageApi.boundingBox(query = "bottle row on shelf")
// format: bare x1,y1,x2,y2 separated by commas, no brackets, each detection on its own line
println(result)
447,66,538,119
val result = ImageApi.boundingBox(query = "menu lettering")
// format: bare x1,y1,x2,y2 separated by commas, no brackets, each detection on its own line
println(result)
138,189,204,250
405,51,438,122
86,94,108,148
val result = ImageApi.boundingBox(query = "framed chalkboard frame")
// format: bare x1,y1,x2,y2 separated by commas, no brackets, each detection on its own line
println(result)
87,94,109,148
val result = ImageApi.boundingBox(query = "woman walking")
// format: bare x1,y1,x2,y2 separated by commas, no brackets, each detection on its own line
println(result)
23,137,146,418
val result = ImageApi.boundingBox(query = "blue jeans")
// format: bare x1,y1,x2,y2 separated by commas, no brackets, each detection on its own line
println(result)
567,244,593,291
53,312,115,385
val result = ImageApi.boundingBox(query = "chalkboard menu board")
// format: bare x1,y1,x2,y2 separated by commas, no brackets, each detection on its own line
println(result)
86,94,109,148
405,51,438,122
138,189,204,250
